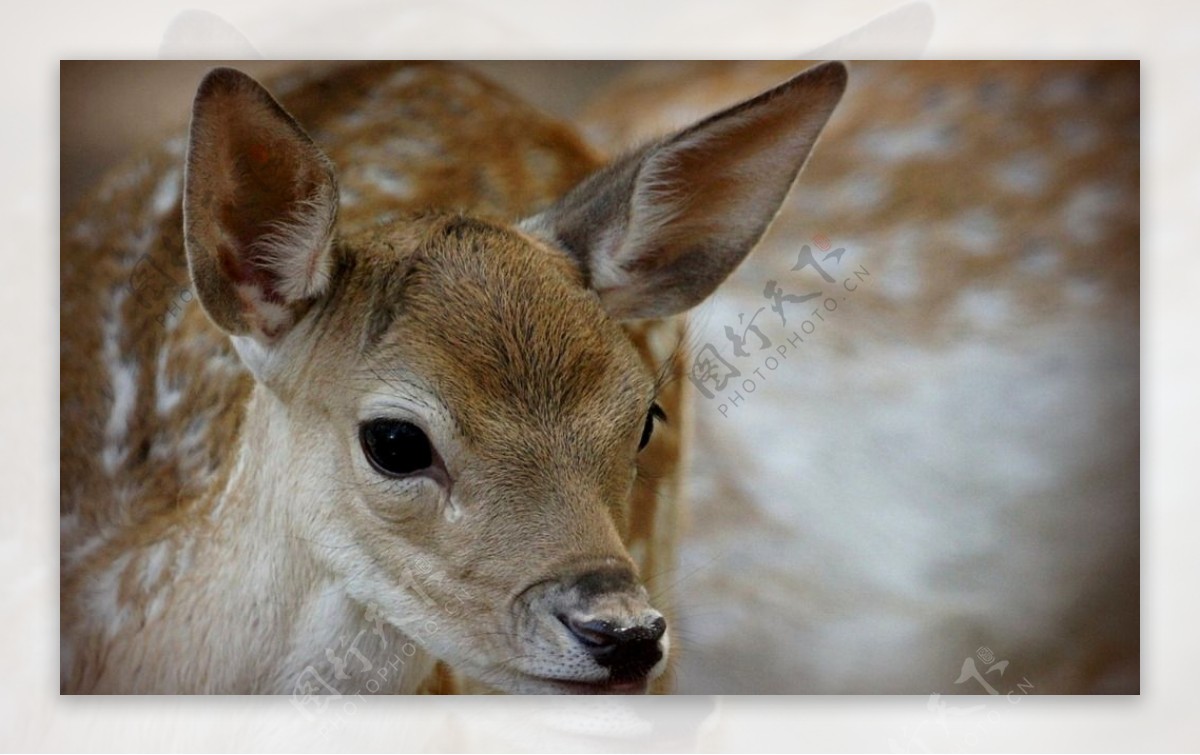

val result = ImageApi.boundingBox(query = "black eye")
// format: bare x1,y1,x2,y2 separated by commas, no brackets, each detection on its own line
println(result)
639,404,666,451
360,419,434,477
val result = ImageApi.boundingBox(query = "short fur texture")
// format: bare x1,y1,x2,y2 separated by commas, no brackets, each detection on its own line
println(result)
60,61,845,694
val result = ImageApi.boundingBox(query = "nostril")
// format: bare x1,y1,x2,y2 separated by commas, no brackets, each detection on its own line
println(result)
644,616,667,643
559,613,667,678
559,615,620,649
560,615,666,647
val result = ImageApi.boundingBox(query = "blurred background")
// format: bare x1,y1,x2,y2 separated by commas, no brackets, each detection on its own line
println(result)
61,59,1139,695
60,61,628,207
580,60,1139,695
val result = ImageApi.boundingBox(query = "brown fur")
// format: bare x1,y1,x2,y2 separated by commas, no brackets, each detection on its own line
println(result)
60,61,845,694
62,62,627,694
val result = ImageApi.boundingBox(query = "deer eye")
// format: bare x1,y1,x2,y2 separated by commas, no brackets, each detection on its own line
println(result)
360,419,434,477
639,404,666,451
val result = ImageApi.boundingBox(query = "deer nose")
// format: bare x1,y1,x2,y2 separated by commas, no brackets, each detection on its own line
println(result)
559,613,667,678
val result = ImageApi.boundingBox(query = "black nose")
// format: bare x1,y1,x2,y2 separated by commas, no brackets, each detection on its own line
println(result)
561,614,666,680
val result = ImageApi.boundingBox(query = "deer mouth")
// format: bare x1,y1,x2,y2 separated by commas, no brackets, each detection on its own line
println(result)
521,673,651,695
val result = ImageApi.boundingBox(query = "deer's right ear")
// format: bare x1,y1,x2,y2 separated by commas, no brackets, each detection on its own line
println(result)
184,67,338,344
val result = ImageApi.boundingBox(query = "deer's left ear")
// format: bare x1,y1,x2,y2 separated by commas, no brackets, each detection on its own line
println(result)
522,61,847,321
183,67,338,344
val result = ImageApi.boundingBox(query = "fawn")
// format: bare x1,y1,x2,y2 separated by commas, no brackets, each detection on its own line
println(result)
60,61,847,693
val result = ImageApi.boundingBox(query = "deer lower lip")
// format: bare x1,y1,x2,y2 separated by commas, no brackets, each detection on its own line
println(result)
533,675,650,695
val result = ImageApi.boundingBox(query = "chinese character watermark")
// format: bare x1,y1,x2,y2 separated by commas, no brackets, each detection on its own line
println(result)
685,235,871,417
290,553,471,737
889,647,1035,753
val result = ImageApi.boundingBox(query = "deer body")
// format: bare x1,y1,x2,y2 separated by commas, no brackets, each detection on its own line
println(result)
61,61,847,693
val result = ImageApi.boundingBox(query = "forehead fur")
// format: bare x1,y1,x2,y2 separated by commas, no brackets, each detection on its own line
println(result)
328,214,653,441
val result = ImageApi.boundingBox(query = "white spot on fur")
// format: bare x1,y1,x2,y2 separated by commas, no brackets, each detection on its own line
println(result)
949,209,1000,256
154,346,183,416
385,137,439,160
270,73,305,97
177,417,210,468
1065,277,1105,305
338,110,371,129
443,495,462,523
164,135,187,157
144,539,185,622
877,228,921,302
101,287,137,476
67,538,107,578
386,67,424,89
158,410,217,487
69,219,98,243
151,168,181,216
185,334,243,376
62,515,112,572
1019,241,1061,275
235,284,292,336
176,539,195,575
835,173,889,210
858,123,960,161
97,159,152,202
90,552,133,639
146,591,169,623
140,541,172,592
362,165,415,199
113,482,137,511
954,287,1012,329
992,153,1051,194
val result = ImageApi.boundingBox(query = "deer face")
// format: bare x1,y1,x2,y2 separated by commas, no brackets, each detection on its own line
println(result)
281,218,665,692
182,65,845,692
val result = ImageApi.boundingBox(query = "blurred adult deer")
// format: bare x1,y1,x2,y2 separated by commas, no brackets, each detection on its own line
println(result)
580,61,1139,694
60,62,847,693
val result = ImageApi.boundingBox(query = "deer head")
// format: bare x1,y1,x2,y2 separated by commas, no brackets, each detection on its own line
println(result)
182,63,846,693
